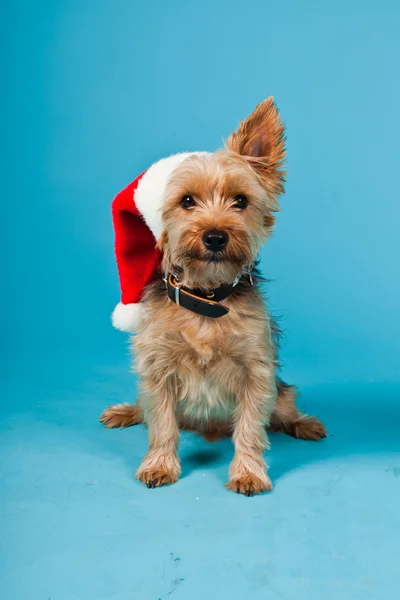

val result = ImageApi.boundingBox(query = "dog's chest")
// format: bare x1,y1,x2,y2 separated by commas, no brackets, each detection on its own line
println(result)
178,319,241,369
137,294,270,420
173,324,236,418
171,319,249,411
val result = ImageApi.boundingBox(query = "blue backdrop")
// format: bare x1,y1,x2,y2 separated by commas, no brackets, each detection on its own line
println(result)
2,2,399,599
3,0,400,383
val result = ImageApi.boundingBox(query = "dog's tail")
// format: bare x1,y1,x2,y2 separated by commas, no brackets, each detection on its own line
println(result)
100,403,144,428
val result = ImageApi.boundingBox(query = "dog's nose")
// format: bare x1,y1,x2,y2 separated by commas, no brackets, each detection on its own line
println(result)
202,229,229,252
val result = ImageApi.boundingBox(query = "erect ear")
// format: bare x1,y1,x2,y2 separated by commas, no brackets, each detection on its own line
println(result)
225,97,286,207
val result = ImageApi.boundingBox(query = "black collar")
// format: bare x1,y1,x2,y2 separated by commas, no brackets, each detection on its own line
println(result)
164,272,252,318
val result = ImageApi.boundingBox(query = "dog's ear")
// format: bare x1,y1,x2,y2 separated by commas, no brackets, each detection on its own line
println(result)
225,97,286,207
156,229,168,252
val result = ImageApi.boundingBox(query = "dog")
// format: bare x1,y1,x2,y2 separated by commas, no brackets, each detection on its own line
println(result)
100,98,326,496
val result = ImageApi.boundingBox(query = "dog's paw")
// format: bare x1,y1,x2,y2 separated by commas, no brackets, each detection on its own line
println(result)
293,416,327,441
99,404,140,428
136,451,181,488
226,473,273,496
136,465,179,488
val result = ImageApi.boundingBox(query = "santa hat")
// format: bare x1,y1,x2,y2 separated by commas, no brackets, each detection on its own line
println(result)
111,152,208,332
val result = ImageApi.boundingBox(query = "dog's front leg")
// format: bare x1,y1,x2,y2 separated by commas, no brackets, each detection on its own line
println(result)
136,376,181,488
226,365,276,496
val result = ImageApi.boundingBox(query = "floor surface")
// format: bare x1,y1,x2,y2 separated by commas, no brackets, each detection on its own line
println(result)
1,353,399,600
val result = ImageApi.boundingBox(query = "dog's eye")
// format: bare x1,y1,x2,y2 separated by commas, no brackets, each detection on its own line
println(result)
234,195,248,209
181,195,196,209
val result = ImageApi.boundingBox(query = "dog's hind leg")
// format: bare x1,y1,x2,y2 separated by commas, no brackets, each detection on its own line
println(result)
100,398,145,428
269,379,327,440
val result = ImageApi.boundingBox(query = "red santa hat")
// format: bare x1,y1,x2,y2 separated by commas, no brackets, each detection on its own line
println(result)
111,152,208,332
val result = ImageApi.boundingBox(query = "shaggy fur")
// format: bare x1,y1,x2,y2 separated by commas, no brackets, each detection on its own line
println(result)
101,98,326,495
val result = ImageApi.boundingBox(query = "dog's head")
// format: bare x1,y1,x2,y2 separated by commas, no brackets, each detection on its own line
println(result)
159,98,286,286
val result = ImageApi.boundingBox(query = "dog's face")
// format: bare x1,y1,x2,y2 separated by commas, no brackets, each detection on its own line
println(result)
159,98,286,286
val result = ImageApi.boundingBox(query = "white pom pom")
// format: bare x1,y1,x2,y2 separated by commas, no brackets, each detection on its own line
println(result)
111,302,144,333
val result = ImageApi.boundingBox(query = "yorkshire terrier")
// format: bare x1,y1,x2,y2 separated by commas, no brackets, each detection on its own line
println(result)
100,98,326,496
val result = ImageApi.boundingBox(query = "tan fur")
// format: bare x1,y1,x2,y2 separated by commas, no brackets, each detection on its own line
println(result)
101,98,326,495
100,401,144,428
269,382,327,440
101,384,326,441
225,96,286,204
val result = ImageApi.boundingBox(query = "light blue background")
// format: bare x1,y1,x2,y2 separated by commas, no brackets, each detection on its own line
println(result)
1,1,399,599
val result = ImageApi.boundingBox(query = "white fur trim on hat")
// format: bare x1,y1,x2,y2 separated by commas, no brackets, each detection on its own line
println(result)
135,152,210,240
111,302,144,333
